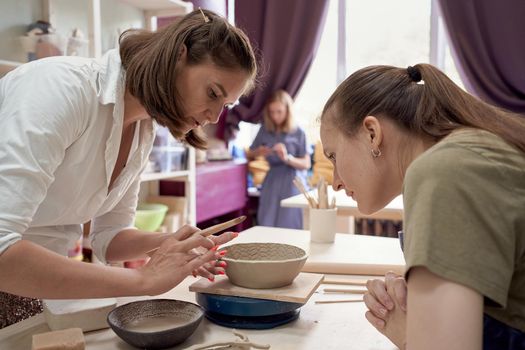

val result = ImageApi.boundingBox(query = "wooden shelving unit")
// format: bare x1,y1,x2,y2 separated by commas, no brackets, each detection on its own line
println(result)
140,170,190,182
80,0,193,57
140,147,196,225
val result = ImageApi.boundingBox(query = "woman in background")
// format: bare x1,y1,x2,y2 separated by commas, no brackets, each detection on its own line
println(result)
320,64,525,349
247,90,310,229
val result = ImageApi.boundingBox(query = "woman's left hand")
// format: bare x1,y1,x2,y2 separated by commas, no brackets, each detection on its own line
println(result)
188,230,238,280
364,272,407,349
273,143,288,161
166,225,237,280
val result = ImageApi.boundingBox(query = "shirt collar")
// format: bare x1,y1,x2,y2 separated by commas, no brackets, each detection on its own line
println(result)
95,49,125,105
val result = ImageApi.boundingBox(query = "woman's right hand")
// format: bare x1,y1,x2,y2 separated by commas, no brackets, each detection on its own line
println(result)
255,145,272,157
363,271,407,330
138,227,222,296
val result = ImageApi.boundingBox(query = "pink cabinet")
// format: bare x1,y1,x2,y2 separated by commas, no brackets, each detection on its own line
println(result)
195,160,247,223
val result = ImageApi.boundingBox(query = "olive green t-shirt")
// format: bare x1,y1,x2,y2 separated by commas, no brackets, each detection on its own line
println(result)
403,128,525,332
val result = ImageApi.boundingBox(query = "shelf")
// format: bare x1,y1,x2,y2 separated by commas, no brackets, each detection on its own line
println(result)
140,170,190,182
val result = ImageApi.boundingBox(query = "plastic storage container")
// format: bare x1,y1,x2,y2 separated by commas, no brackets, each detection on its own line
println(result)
149,126,188,172
149,145,188,172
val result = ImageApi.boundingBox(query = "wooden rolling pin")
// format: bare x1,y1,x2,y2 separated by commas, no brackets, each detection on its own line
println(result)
303,262,404,276
145,215,246,257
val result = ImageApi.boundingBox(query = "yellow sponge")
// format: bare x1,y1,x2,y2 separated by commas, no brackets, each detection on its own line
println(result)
32,328,85,350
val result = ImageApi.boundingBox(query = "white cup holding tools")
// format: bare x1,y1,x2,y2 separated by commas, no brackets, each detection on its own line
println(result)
309,208,337,243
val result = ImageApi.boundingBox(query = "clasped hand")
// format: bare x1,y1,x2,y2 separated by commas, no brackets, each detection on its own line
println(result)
139,225,237,296
255,143,288,162
363,271,407,349
272,143,288,162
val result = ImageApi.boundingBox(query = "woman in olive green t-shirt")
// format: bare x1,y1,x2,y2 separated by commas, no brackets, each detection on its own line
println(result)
319,64,525,349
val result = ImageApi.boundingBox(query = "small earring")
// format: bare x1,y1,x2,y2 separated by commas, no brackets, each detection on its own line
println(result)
371,148,382,158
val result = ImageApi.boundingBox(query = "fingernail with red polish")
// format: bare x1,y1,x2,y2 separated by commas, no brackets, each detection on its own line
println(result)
218,271,225,275
211,246,218,252
208,276,215,282
219,250,227,256
218,261,227,268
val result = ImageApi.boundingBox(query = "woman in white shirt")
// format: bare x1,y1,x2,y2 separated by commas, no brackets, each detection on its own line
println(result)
0,9,257,327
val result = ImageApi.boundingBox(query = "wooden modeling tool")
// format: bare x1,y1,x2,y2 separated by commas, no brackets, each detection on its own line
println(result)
323,288,366,294
330,196,336,209
315,299,364,304
293,177,317,208
317,177,328,209
322,278,369,286
145,215,246,257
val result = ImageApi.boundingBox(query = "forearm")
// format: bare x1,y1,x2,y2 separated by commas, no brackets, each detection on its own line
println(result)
287,154,311,170
0,240,146,299
105,229,170,262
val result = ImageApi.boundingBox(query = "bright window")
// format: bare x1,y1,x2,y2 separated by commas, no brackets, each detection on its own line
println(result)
294,0,463,144
346,0,431,71
237,0,465,146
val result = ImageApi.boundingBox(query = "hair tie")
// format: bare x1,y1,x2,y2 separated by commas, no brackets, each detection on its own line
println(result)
407,66,422,83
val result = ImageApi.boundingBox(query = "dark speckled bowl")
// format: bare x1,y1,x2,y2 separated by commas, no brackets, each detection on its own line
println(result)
107,299,204,349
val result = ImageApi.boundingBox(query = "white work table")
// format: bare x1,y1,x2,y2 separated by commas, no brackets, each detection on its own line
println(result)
1,227,404,350
281,187,404,233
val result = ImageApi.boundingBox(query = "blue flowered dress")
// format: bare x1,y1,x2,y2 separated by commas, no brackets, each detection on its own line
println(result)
250,126,308,229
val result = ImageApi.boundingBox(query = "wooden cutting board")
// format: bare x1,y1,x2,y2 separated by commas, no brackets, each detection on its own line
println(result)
189,273,324,304
221,226,406,276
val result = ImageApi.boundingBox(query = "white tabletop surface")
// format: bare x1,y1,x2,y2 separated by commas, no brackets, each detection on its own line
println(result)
281,187,404,221
229,226,405,275
0,227,402,350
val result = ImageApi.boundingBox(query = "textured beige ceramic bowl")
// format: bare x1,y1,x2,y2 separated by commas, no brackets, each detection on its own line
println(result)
221,243,308,289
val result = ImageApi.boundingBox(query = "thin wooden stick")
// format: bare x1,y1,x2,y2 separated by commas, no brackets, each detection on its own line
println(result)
293,178,316,208
322,279,369,286
315,299,364,304
297,176,319,208
145,215,246,257
323,288,366,294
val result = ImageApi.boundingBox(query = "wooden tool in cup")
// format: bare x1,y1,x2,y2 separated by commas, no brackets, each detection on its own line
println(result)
145,215,246,257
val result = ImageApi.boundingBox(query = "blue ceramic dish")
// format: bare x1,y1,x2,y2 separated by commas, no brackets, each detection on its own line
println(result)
195,292,303,317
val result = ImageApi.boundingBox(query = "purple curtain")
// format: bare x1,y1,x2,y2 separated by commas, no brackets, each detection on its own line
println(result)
218,0,329,139
438,0,525,113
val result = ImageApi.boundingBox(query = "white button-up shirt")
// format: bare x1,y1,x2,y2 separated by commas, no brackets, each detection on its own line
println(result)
0,50,156,263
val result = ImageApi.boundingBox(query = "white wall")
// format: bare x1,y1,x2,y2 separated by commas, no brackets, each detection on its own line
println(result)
0,0,43,62
100,0,144,54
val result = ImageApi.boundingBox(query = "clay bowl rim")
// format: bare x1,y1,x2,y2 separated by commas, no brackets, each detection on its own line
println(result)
219,242,309,265
106,298,204,338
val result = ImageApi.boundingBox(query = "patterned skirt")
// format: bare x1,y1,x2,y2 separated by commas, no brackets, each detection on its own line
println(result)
0,291,43,329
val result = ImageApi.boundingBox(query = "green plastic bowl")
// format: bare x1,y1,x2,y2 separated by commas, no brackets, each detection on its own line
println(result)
134,203,169,232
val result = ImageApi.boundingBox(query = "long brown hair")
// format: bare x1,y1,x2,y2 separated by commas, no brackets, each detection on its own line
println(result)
321,64,525,153
119,9,257,149
263,89,295,133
